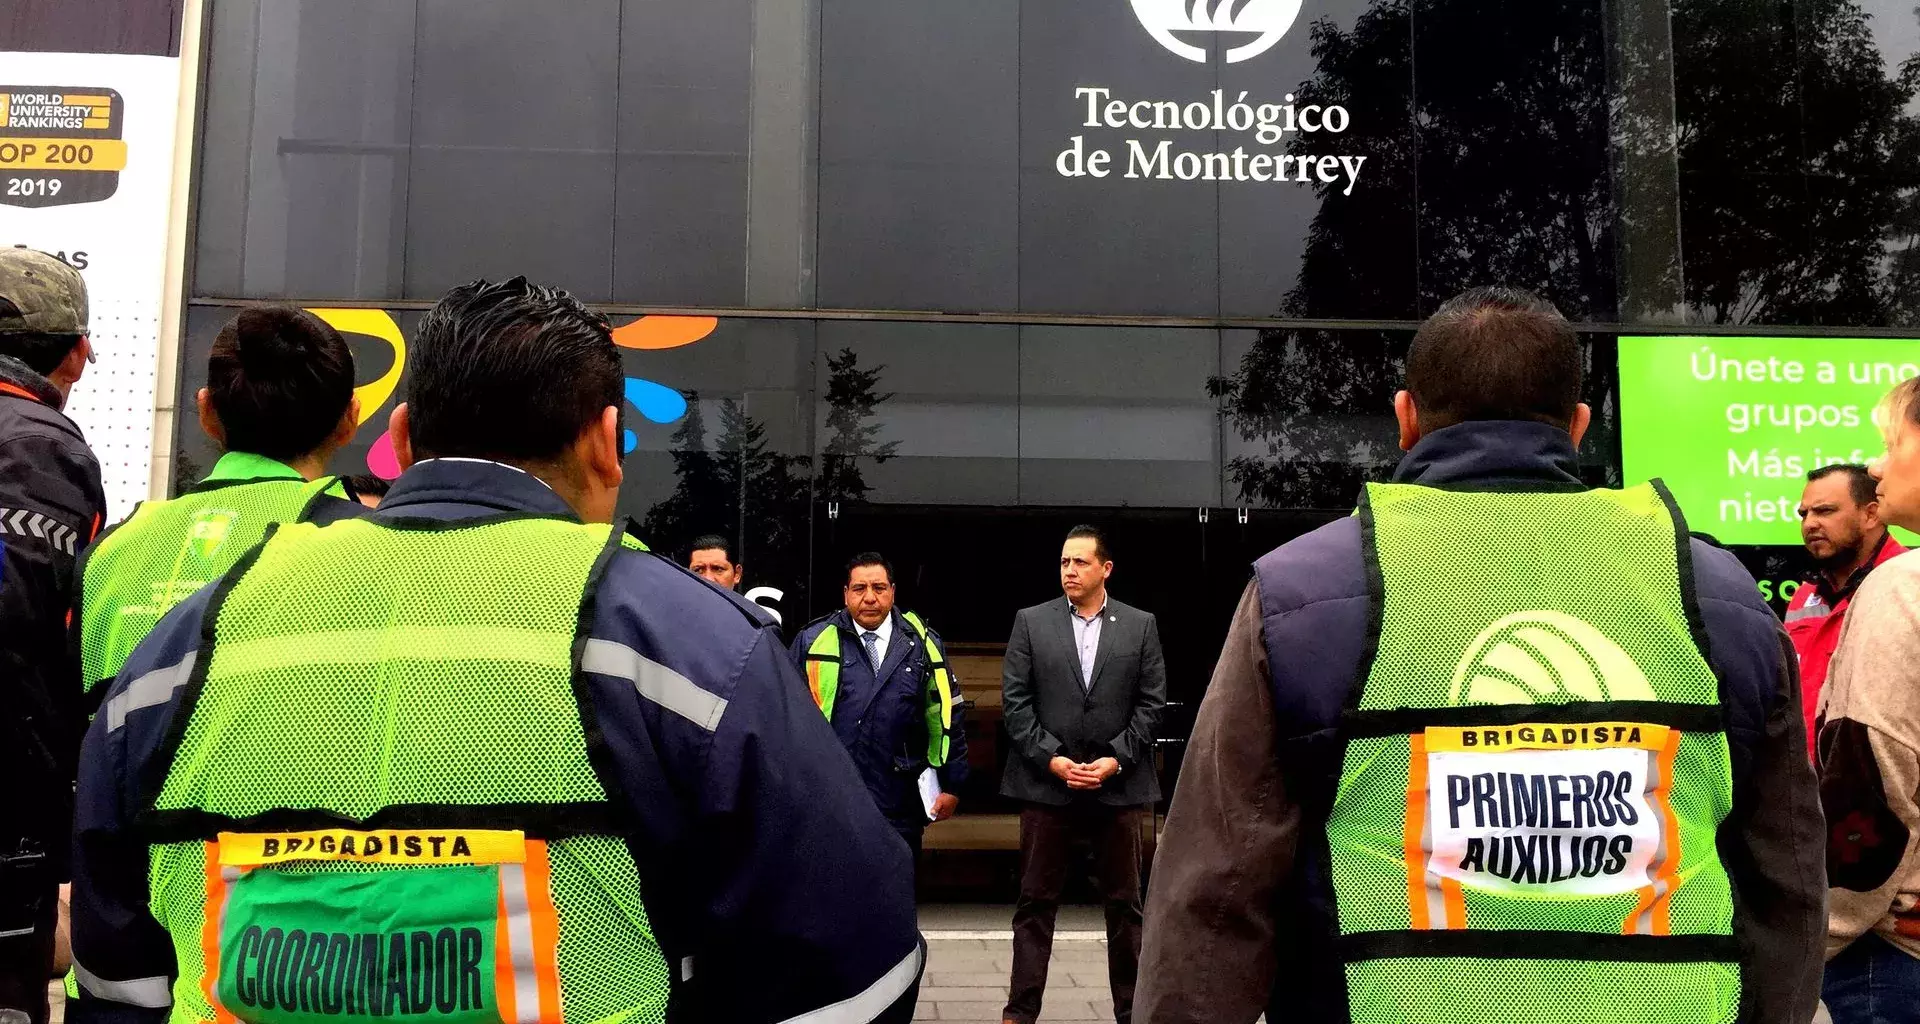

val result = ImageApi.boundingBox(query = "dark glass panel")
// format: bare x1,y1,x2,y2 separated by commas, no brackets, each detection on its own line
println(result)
614,0,753,306
816,0,1020,311
812,322,1021,506
1222,0,1417,320
1017,325,1221,506
401,0,620,301
193,0,417,299
1412,0,1617,320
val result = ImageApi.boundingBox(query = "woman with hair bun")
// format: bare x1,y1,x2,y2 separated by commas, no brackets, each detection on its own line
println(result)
74,305,363,698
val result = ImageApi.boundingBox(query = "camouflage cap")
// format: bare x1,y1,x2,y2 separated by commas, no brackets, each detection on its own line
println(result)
0,247,88,336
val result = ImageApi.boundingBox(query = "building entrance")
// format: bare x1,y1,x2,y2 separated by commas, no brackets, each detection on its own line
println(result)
812,501,1338,898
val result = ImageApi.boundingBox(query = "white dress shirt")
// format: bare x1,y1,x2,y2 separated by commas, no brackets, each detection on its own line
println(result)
858,613,894,669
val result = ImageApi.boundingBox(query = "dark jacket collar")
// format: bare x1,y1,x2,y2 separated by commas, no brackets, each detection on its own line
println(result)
0,355,65,410
376,458,579,520
1390,420,1586,493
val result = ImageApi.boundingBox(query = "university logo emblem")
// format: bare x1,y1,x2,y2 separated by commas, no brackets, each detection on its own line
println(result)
1128,0,1302,64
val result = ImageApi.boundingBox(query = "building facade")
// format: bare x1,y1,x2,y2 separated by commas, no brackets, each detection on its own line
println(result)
16,0,1920,858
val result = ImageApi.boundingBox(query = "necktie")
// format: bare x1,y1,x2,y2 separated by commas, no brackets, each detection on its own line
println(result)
862,630,881,671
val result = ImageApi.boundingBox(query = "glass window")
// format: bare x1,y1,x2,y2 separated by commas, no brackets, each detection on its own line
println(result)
1219,0,1416,320
614,0,753,307
193,0,418,299
1017,326,1221,505
812,321,1021,506
816,0,1020,312
1411,0,1616,321
625,318,814,612
193,0,750,306
1673,0,1920,328
401,0,621,301
1015,0,1220,316
1217,328,1405,509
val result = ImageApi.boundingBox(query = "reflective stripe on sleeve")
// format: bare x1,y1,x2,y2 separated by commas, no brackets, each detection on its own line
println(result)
73,962,173,1009
580,639,728,731
106,652,197,732
773,943,924,1024
1782,603,1830,624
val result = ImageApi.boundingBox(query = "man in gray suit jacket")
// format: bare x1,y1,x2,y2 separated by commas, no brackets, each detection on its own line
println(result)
999,525,1166,1024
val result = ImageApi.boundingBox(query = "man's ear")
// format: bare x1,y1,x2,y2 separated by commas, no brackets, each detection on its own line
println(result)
1394,390,1420,451
196,387,226,447
52,335,90,391
1864,498,1886,533
391,403,416,471
584,405,623,490
1569,402,1593,448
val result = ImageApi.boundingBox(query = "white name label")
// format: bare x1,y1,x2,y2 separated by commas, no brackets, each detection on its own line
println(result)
1423,725,1666,897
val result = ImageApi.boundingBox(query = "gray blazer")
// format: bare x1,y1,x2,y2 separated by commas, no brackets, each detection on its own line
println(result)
999,596,1167,807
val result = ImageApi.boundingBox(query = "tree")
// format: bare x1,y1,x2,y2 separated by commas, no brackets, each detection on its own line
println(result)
640,390,811,608
714,396,810,576
640,391,729,553
1214,0,1920,506
816,347,901,503
1675,0,1920,324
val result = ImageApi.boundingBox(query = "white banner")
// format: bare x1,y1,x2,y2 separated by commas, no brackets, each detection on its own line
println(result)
0,52,183,520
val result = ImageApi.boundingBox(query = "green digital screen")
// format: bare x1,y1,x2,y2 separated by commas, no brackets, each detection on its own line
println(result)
1617,335,1920,546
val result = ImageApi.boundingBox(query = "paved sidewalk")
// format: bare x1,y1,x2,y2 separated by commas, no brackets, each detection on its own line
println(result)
917,904,1117,1023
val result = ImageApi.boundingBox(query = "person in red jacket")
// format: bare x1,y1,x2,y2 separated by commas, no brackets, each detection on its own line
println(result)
1789,462,1906,749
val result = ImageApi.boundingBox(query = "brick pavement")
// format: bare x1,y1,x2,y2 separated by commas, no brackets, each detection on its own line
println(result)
917,935,1117,1023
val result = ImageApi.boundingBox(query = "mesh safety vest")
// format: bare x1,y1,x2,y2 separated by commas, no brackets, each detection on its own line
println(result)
803,612,956,768
79,454,342,693
1327,482,1738,1024
139,517,668,1024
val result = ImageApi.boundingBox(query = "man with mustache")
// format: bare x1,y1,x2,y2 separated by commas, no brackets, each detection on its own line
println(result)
1788,464,1905,752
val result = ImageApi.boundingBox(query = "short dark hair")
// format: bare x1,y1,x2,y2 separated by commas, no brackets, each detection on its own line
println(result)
688,534,735,564
1066,524,1110,563
207,306,355,461
1808,463,1878,507
344,474,390,500
0,330,82,376
408,278,622,463
1406,286,1581,432
845,551,894,586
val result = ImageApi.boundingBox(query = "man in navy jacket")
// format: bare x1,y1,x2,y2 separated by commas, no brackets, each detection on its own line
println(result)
790,553,968,861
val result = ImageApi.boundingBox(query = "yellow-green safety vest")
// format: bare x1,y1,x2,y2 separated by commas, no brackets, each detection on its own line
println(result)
803,611,957,768
1326,481,1739,1024
136,517,668,1023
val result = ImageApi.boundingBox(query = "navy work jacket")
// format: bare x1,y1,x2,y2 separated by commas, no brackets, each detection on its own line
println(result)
789,608,969,831
67,458,923,1024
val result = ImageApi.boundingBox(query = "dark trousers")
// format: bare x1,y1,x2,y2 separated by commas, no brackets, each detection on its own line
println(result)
1005,801,1144,1024
897,825,923,868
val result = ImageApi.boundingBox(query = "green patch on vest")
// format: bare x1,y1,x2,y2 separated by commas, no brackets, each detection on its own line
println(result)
188,509,239,561
216,866,500,1023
